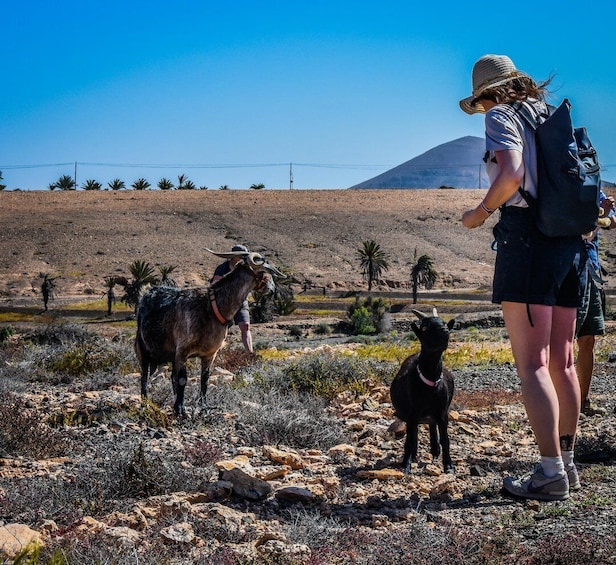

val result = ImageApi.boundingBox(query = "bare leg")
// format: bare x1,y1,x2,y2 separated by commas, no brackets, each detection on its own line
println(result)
238,321,253,353
502,302,579,457
576,334,595,408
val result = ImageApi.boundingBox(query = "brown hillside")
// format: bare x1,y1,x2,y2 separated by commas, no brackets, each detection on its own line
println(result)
1,189,614,301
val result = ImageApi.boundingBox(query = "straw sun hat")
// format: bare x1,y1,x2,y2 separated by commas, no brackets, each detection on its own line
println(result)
459,54,527,115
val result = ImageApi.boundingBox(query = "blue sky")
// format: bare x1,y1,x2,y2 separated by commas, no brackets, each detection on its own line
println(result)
3,1,616,190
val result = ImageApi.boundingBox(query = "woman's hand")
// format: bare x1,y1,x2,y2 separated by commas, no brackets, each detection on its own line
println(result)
462,206,489,228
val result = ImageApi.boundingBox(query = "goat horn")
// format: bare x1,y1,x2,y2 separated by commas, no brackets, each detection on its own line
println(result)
432,307,438,317
411,309,427,320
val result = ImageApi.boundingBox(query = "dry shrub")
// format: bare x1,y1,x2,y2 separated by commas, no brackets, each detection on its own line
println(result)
0,391,70,458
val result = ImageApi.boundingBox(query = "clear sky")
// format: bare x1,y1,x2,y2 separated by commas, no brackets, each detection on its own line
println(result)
3,1,616,190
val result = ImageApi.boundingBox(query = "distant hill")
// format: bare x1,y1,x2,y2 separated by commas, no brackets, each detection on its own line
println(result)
351,136,490,189
351,135,614,189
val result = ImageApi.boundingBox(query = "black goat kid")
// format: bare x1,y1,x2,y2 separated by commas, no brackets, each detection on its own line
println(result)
390,309,455,473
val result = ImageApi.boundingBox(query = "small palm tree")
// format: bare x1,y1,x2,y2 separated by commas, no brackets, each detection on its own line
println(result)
199,185,209,190
158,264,178,286
183,180,196,190
357,240,390,291
132,178,151,191
176,174,188,190
82,179,102,191
122,260,158,312
250,183,265,190
410,249,438,304
218,185,229,190
0,170,6,191
53,175,76,191
102,277,117,315
158,178,174,190
108,178,126,191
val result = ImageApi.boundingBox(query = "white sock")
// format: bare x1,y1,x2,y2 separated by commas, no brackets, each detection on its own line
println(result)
541,455,565,477
561,450,574,467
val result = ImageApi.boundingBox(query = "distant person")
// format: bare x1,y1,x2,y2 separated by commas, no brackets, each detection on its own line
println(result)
211,244,254,353
576,193,615,416
41,274,56,311
460,54,586,501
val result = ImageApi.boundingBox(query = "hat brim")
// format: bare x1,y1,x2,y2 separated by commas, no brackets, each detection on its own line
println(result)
459,72,528,115
459,96,485,115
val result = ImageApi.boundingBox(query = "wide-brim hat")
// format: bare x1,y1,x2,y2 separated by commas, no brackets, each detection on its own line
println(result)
459,54,527,115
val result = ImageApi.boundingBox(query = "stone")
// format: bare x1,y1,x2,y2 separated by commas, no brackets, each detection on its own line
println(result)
356,468,405,480
160,522,195,545
0,523,42,559
262,445,305,469
275,486,319,503
219,467,272,501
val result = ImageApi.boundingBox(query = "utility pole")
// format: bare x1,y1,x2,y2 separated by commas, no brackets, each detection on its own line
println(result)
289,162,293,190
74,161,78,190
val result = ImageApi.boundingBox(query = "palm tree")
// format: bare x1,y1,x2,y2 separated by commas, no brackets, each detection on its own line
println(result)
52,175,76,191
357,239,390,291
250,183,265,190
158,178,174,190
199,185,209,190
108,178,125,191
183,180,196,190
132,178,151,191
218,185,229,190
122,260,158,312
158,264,177,286
82,179,102,191
176,174,187,190
0,170,5,191
102,277,117,315
410,249,438,304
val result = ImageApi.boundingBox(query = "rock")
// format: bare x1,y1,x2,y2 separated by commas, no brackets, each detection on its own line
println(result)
328,444,356,457
356,468,405,480
219,467,272,501
0,523,42,559
262,445,305,469
275,486,319,503
160,522,195,545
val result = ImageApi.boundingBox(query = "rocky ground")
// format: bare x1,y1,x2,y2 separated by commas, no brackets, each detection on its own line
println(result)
1,189,616,563
1,316,615,563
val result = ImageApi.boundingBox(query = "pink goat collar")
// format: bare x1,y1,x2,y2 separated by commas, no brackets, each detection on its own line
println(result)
417,364,442,387
209,288,229,325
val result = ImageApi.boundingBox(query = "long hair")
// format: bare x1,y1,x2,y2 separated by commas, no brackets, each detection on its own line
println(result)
476,73,552,105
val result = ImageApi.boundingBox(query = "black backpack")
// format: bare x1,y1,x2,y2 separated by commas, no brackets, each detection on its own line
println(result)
516,99,601,238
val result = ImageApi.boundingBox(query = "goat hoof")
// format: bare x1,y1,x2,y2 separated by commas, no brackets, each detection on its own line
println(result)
444,465,455,474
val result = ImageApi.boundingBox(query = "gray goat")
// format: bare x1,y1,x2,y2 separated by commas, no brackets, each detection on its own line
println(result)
135,250,282,416
390,308,455,473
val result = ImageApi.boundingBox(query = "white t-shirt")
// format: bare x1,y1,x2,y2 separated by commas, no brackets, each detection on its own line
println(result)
484,100,545,207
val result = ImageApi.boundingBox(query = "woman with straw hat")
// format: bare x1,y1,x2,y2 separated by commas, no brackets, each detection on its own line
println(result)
460,55,586,501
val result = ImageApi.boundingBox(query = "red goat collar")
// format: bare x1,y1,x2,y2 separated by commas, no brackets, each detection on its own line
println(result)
208,288,229,325
417,364,442,387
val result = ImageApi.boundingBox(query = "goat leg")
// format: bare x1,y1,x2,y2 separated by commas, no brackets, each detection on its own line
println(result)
438,419,454,473
402,423,419,473
429,424,441,461
198,355,215,408
172,362,188,417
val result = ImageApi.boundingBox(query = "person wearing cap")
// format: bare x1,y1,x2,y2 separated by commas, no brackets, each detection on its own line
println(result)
212,244,254,353
460,55,586,501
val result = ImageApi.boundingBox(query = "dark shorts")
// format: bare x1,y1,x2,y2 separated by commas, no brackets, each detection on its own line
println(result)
233,301,250,325
576,273,605,338
491,206,586,307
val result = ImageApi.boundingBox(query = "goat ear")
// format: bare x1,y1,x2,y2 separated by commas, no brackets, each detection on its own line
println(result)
447,318,456,331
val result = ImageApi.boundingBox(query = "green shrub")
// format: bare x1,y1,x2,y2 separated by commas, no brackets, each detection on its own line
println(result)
314,322,332,335
0,325,14,343
347,296,391,335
